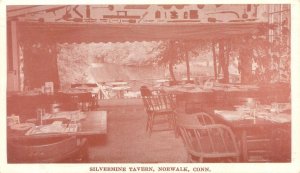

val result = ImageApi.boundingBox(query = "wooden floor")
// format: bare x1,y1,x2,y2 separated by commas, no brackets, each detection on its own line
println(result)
87,98,291,163
87,103,187,163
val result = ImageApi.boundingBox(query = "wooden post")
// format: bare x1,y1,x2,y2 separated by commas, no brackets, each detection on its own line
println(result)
168,40,177,82
184,43,191,82
219,40,225,82
7,21,21,92
212,41,218,80
224,40,231,83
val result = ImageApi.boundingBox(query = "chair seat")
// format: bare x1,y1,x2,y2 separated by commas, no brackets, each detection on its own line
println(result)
148,109,174,114
190,135,238,155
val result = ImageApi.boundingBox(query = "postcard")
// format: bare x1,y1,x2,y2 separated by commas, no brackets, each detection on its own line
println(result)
1,0,300,173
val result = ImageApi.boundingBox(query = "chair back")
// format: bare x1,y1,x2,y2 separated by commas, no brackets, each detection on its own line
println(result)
142,94,175,112
195,112,215,125
8,136,81,163
178,123,239,160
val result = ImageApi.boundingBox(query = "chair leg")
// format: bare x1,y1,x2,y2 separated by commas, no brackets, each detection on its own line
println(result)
236,156,240,162
146,113,151,132
167,114,173,128
198,157,204,163
168,113,178,136
171,113,176,130
187,153,192,162
149,112,155,135
174,123,180,138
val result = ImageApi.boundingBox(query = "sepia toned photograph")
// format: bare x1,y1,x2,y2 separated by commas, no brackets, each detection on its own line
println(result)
1,2,299,173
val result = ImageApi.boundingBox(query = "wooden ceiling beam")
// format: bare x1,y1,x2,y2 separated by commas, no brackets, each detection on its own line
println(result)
7,5,66,19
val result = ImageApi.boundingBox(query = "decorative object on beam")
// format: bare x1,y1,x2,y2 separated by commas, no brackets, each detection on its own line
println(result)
84,5,97,23
167,19,201,23
208,17,223,23
103,11,140,19
92,5,114,11
124,5,150,9
55,6,85,22
206,11,240,18
7,5,65,19
19,17,45,22
170,11,178,19
45,6,67,15
55,6,72,21
242,8,248,19
197,5,205,9
86,5,90,18
73,5,83,18
158,5,173,10
189,10,198,19
253,4,259,17
175,5,185,9
155,10,161,19
247,4,252,12
138,12,149,23
183,11,188,19
158,5,187,10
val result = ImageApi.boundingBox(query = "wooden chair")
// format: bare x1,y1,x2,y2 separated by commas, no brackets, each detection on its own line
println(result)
7,136,88,163
174,112,215,138
178,123,240,162
177,112,215,126
69,83,99,110
141,94,176,135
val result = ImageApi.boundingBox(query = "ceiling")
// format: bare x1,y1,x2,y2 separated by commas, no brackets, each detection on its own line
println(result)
7,5,270,43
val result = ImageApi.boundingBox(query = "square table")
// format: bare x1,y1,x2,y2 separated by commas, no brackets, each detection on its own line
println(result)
213,108,291,162
7,111,107,139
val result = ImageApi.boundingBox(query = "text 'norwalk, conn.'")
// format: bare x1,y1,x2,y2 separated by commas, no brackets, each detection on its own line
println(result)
90,166,211,172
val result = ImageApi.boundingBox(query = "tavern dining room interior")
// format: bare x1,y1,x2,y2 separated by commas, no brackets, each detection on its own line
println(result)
5,4,291,163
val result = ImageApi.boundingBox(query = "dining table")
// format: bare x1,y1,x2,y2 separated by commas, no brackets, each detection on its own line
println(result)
107,81,128,87
213,103,291,162
7,111,107,140
162,83,259,93
111,86,131,98
58,89,95,111
161,82,291,114
161,83,261,113
7,93,59,121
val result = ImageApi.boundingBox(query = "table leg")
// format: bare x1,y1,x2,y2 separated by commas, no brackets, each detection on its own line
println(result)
241,130,248,162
